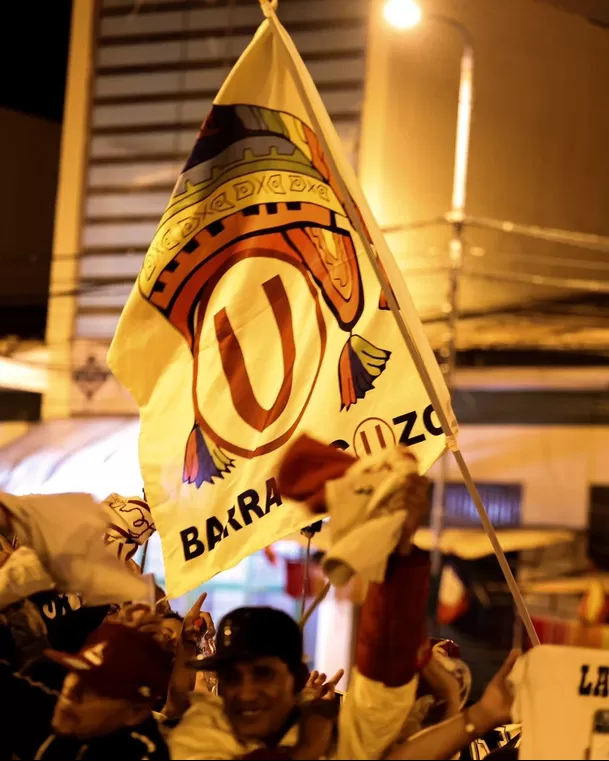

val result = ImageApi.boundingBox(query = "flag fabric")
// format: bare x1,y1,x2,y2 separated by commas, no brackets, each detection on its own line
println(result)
108,9,454,597
437,564,470,625
0,491,155,605
101,492,156,563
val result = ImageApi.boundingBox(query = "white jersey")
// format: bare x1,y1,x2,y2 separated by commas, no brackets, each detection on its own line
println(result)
511,644,609,760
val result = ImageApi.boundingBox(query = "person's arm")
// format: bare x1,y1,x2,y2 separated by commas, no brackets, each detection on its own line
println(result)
277,437,432,759
163,592,215,720
355,544,430,687
386,706,492,760
163,639,198,719
338,478,433,759
416,652,463,726
385,650,521,760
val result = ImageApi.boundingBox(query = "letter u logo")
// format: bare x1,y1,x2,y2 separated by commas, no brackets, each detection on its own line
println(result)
214,274,296,432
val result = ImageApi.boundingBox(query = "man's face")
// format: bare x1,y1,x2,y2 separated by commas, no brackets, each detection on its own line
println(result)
52,674,144,739
219,657,297,741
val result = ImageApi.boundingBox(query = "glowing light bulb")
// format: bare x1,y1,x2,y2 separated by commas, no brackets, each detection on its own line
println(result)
383,0,423,30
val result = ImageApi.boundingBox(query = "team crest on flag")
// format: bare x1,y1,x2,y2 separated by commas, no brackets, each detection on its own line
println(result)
140,104,391,489
108,14,450,596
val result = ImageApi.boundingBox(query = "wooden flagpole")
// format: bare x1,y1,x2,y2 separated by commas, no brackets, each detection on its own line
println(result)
260,0,539,646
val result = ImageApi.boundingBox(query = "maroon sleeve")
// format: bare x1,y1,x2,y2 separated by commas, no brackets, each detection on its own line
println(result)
356,547,431,687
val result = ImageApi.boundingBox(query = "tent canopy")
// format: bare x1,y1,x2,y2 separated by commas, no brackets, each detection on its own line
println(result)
0,418,141,500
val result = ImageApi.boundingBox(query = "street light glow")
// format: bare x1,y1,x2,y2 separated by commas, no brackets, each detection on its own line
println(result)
383,0,422,30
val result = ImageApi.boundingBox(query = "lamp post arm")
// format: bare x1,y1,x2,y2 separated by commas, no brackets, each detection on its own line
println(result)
425,16,475,578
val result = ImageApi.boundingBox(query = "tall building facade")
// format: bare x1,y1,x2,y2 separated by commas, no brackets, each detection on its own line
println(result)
45,0,370,419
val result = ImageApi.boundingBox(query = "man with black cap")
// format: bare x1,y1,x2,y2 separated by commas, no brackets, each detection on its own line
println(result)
169,436,434,760
170,605,338,759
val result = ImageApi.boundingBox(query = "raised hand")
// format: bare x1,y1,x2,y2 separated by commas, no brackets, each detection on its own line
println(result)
321,668,345,700
473,649,522,732
182,591,215,647
304,668,345,700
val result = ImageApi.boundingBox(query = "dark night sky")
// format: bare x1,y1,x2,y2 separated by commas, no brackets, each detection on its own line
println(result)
0,2,72,123
0,2,73,340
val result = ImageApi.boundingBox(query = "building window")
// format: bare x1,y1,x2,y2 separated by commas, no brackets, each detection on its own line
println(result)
434,482,522,527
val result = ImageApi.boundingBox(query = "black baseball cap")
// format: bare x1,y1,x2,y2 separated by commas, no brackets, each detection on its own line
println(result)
187,606,303,675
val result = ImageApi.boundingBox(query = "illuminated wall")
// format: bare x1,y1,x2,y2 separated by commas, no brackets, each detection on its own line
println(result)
360,0,609,319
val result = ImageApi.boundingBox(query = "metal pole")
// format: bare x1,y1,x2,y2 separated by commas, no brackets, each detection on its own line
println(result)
265,5,539,646
430,41,474,576
300,535,312,620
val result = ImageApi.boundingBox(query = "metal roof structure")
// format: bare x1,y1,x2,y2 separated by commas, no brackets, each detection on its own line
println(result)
542,0,609,27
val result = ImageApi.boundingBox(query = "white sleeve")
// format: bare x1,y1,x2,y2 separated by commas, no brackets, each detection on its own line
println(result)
168,693,249,760
336,667,418,760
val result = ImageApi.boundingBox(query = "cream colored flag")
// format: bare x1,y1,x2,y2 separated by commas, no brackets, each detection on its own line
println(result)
108,11,455,597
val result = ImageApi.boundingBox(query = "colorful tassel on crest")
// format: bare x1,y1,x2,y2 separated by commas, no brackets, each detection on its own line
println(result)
338,334,391,410
183,425,235,487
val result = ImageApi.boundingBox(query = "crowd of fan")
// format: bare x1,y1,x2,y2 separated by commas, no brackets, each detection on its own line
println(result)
0,437,522,760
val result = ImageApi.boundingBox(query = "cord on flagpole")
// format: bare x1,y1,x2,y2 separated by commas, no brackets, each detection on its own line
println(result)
301,535,311,620
301,583,331,630
299,521,322,620
265,6,540,647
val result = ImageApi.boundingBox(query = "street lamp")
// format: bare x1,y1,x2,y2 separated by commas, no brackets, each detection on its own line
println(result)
383,0,422,28
383,0,475,576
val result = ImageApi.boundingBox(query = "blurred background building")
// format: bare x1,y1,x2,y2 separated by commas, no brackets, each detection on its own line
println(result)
0,0,608,693
0,0,72,447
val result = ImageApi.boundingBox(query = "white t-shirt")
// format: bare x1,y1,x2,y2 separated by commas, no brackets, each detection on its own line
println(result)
511,644,609,760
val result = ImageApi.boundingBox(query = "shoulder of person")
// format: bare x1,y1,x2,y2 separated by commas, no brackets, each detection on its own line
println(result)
175,691,233,733
169,692,256,760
